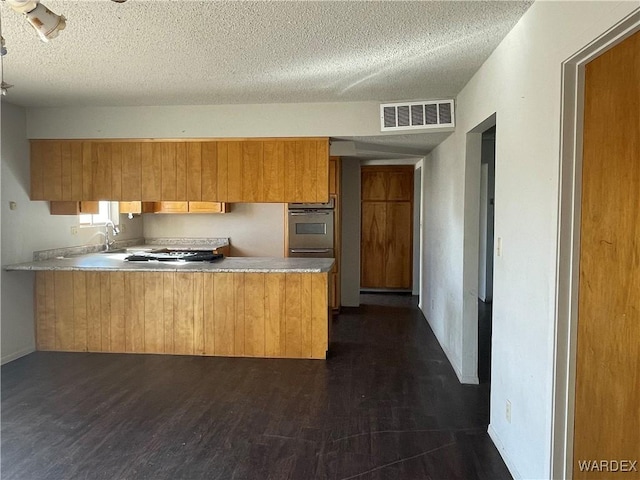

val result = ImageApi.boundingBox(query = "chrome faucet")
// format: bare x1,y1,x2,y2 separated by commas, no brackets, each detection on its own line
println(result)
104,220,120,251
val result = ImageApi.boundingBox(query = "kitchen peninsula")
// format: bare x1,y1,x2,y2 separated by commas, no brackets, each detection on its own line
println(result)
5,252,333,360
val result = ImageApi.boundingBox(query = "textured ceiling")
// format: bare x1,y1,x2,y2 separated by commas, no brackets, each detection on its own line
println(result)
0,0,532,157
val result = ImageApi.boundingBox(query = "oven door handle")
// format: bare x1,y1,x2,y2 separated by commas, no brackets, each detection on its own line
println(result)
290,248,332,254
289,211,332,216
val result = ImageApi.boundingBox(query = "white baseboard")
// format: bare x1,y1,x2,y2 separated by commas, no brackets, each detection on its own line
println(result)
1,346,36,365
488,424,522,480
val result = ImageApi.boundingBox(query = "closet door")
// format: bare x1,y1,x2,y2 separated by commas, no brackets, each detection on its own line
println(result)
360,166,414,290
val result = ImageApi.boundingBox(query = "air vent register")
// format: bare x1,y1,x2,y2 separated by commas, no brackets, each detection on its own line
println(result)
380,100,455,132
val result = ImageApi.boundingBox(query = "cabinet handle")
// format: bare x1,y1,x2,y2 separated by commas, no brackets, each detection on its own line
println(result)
290,248,332,253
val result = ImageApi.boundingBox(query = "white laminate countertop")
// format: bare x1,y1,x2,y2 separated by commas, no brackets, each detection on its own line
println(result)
4,252,335,274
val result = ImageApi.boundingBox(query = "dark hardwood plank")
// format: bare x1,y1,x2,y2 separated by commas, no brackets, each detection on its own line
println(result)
1,294,510,480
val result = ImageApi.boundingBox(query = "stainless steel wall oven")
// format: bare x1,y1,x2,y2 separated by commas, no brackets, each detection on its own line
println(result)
287,199,335,258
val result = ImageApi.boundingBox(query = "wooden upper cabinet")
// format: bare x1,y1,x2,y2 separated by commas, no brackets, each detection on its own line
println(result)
31,141,62,201
283,139,329,203
31,138,330,203
31,141,86,201
62,142,84,201
201,142,218,202
186,142,203,201
316,140,329,203
151,201,227,214
120,143,142,201
90,142,113,200
242,141,264,202
226,141,243,203
50,201,99,215
141,143,162,201
263,141,285,202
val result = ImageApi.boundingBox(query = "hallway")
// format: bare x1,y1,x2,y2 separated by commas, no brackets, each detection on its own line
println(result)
1,294,510,479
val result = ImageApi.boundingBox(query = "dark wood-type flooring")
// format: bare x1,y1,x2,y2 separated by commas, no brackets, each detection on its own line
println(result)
1,294,511,480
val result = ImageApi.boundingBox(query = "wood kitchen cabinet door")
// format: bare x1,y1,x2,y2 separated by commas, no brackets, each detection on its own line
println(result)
30,141,84,201
242,141,264,202
90,142,113,200
263,140,285,202
49,201,99,215
60,142,84,201
315,140,329,203
282,139,329,203
141,143,162,201
298,140,316,203
30,141,64,201
110,143,124,201
120,142,142,201
30,141,47,200
187,142,203,201
218,141,243,203
201,142,218,202
152,202,189,213
160,142,188,201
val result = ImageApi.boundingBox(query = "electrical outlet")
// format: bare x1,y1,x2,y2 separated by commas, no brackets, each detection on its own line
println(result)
431,299,434,310
120,223,126,234
506,400,512,423
70,226,78,236
497,237,503,257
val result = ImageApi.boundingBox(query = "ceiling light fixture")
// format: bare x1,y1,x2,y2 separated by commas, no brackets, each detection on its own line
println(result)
6,0,66,42
1,81,13,95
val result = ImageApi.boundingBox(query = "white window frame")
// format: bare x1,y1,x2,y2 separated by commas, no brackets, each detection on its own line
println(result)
79,201,119,227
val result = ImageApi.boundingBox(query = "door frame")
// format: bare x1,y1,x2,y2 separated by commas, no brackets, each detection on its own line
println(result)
460,113,496,385
552,12,639,480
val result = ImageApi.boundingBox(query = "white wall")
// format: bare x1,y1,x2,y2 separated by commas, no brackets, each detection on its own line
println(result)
143,203,285,257
0,103,143,364
421,2,639,479
26,102,390,139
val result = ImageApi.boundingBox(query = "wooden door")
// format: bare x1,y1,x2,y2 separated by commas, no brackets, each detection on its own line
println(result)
573,31,639,479
361,202,387,288
361,166,414,289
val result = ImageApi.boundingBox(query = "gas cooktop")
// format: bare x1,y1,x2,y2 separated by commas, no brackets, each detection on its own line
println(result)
125,249,223,262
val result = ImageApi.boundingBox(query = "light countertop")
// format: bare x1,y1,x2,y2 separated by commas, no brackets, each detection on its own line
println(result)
4,252,334,274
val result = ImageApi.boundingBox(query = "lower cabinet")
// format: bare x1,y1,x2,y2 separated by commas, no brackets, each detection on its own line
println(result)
35,270,328,359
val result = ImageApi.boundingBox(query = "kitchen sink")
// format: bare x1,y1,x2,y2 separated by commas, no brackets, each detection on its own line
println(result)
100,248,128,254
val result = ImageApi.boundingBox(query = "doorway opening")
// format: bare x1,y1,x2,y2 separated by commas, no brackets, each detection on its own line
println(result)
460,113,496,385
478,127,496,384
